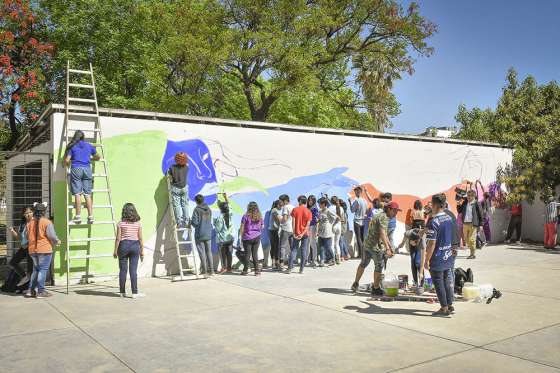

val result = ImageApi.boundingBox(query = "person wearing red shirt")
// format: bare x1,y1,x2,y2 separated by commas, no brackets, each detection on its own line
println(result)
505,203,522,244
287,195,312,274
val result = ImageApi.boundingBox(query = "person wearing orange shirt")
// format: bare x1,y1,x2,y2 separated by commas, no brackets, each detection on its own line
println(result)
287,196,312,274
25,203,60,298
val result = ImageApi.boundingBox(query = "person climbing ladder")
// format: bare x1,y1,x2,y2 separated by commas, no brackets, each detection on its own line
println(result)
167,152,190,228
64,130,101,224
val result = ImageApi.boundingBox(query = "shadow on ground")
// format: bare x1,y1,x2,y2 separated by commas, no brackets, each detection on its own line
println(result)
74,289,122,297
505,245,560,254
344,301,433,317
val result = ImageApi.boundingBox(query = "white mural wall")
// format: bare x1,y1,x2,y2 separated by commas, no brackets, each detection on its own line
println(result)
48,111,513,280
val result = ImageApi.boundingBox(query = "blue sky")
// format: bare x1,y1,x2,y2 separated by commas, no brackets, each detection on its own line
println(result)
390,1,560,134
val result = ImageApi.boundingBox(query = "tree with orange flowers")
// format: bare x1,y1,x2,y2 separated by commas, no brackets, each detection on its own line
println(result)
0,0,52,149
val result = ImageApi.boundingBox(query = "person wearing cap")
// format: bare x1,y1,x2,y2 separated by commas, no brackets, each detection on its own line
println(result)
348,186,368,259
397,228,426,289
167,152,190,228
351,201,399,296
425,193,455,317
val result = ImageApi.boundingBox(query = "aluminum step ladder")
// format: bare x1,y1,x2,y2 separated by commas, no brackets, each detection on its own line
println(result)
166,176,199,281
64,61,118,293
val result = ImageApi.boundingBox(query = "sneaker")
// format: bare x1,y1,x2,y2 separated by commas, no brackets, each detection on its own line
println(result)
448,305,455,314
119,293,126,298
17,274,30,287
131,293,146,299
467,255,476,259
351,282,359,293
371,287,384,296
73,215,82,224
298,269,304,274
319,262,325,267
515,240,521,245
87,216,94,224
285,268,291,275
24,290,37,298
36,291,52,298
241,271,248,276
432,308,451,317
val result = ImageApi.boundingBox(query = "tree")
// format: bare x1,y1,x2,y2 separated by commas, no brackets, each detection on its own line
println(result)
0,0,52,149
455,68,560,203
220,0,435,128
39,0,434,131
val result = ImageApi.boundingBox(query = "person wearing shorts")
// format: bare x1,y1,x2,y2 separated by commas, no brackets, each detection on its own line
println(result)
351,202,400,296
64,130,100,224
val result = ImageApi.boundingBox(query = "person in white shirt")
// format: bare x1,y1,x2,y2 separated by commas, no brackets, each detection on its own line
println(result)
278,194,294,269
348,186,368,259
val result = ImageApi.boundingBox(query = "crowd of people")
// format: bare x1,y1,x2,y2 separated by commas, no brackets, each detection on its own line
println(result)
5,136,560,316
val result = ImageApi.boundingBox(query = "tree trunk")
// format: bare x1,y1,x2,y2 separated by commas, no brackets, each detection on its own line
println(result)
5,105,19,150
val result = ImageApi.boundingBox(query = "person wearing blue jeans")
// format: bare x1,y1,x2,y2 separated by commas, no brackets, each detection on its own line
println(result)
289,236,309,273
64,130,100,224
318,237,333,265
430,269,454,308
167,152,190,227
287,196,312,274
114,203,145,298
29,253,53,295
25,203,59,298
425,193,456,317
117,240,141,295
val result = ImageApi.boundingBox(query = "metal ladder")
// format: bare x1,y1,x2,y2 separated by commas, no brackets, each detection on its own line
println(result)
166,176,199,281
64,61,117,293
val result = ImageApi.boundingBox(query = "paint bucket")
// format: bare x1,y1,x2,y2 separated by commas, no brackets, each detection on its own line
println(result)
398,275,408,290
462,283,480,300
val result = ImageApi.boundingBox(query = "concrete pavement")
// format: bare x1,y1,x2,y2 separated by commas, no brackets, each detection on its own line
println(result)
1,243,559,372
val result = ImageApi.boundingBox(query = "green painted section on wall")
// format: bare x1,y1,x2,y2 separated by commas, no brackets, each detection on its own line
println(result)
52,130,168,280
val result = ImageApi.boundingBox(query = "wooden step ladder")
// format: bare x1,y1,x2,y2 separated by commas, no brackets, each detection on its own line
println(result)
166,176,199,281
64,61,118,293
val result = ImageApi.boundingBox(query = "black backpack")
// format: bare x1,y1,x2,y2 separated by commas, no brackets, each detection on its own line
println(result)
0,269,29,293
454,267,474,295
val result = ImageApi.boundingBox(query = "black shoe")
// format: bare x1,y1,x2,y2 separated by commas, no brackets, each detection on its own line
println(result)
351,282,359,293
371,287,384,296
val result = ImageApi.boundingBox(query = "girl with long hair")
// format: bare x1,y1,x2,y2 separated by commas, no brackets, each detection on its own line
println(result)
239,201,263,276
25,203,60,298
268,199,283,270
412,199,425,229
113,203,145,298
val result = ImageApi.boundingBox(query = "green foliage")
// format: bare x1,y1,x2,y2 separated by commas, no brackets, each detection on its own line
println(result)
39,0,434,131
0,0,53,149
455,68,560,203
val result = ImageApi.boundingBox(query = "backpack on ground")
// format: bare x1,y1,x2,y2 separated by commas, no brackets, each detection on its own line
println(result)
454,267,474,295
1,269,29,293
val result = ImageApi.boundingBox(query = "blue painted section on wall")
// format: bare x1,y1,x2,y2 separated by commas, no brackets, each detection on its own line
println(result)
161,139,218,205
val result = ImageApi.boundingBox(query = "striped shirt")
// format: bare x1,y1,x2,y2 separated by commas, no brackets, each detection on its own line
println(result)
545,202,559,224
118,221,141,241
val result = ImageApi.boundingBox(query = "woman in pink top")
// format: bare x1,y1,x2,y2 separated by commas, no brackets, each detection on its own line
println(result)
240,201,263,276
113,203,144,298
